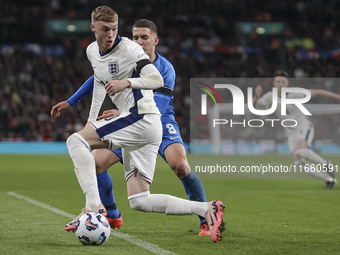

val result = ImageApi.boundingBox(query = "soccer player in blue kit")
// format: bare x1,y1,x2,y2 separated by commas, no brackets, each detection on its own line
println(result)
52,17,212,236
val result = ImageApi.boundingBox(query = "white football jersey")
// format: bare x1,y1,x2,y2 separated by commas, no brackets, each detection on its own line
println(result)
258,90,312,136
86,37,160,121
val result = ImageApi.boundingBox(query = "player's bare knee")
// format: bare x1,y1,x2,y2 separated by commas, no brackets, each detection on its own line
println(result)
95,159,106,175
170,159,190,178
294,148,307,158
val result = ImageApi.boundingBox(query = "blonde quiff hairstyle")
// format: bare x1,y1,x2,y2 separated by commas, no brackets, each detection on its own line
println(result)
91,6,119,23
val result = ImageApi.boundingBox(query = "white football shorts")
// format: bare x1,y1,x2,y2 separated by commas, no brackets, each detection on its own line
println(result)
287,124,314,153
90,112,162,183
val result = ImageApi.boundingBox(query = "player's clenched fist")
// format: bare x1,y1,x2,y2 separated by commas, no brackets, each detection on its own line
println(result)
105,80,131,96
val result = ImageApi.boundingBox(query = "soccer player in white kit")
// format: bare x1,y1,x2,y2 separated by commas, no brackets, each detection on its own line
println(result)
59,6,225,242
253,70,340,189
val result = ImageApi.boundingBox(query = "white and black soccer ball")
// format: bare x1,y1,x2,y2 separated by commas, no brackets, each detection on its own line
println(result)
75,212,110,245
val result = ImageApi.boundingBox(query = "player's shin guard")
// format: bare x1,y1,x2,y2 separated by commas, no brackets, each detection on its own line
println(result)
180,171,207,224
294,158,333,181
294,158,308,166
97,171,120,219
180,171,207,202
294,148,327,164
66,133,101,211
128,191,209,217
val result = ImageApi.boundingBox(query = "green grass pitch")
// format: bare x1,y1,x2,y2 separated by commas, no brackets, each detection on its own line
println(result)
1,154,339,255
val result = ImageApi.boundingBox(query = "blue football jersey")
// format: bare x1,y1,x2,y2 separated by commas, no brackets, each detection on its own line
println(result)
153,52,176,118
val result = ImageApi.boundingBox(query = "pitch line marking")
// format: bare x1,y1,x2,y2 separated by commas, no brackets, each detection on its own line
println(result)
7,191,177,255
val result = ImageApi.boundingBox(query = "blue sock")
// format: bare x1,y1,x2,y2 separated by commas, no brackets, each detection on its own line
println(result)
180,171,207,225
97,171,120,219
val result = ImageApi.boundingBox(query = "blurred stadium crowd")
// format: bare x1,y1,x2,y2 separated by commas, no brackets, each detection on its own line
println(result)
1,0,340,142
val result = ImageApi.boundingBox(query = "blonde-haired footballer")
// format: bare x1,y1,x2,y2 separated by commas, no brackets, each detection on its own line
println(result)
51,6,225,242
52,18,211,236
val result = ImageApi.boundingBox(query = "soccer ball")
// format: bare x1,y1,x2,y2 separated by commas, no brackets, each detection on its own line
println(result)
75,212,110,245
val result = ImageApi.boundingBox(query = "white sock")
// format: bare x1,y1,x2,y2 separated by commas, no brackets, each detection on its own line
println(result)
128,191,209,217
66,133,101,211
294,158,332,182
294,148,327,164
294,158,308,166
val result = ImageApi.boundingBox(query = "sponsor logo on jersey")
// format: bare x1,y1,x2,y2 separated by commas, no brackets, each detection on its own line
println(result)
108,61,119,76
137,53,146,59
170,136,180,140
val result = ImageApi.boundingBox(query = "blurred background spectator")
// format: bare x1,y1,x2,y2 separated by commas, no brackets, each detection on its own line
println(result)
2,0,340,142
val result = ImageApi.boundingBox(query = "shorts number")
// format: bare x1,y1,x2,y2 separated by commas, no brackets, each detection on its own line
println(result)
166,123,177,134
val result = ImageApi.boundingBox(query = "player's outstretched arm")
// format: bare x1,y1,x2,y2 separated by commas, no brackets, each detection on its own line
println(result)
51,101,71,118
51,75,95,118
67,75,95,106
311,89,340,100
